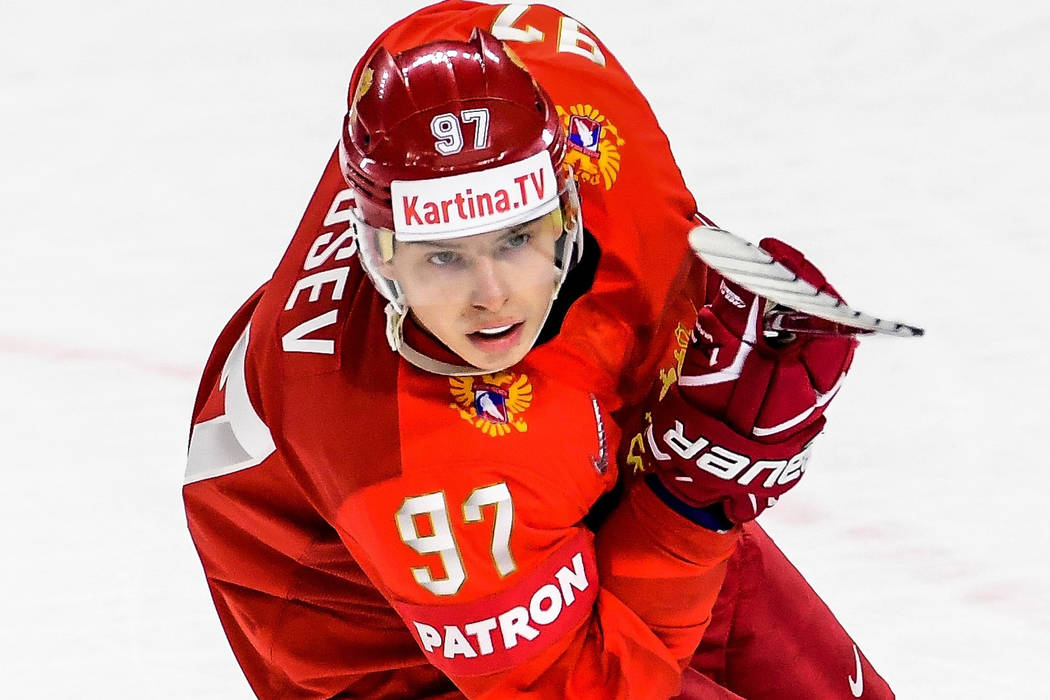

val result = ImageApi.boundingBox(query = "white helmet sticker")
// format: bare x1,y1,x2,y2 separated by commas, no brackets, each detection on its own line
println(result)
390,151,558,240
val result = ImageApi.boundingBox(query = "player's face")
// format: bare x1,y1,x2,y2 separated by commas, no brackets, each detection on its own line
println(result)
381,211,562,371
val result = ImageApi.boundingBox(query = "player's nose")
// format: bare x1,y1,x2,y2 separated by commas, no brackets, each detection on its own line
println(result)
469,257,510,312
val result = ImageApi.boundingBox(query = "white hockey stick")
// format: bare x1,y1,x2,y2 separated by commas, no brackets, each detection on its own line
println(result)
688,226,924,338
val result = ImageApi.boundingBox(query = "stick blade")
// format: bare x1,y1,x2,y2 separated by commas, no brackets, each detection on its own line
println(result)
688,226,925,338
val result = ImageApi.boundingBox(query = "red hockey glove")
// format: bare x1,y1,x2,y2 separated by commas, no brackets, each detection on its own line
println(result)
644,238,857,527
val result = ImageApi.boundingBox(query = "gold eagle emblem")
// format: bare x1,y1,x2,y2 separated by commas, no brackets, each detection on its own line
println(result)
449,372,533,437
556,104,625,190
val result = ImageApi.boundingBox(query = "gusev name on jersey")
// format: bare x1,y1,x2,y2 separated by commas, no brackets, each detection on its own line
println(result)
183,2,733,698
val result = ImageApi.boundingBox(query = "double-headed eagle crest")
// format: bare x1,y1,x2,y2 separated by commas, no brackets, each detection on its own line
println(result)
449,372,533,437
556,103,625,191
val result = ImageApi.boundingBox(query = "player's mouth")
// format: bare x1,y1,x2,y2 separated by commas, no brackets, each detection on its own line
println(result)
467,321,525,353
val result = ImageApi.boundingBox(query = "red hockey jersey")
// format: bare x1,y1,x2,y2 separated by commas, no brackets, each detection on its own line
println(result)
184,3,733,698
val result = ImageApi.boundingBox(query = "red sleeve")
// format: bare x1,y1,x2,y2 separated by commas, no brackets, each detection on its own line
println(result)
597,480,739,668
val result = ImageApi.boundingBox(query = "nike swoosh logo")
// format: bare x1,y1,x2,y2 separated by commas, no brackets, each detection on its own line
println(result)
849,644,864,697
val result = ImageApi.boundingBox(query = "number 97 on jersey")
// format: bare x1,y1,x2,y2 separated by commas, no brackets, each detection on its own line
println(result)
395,483,517,596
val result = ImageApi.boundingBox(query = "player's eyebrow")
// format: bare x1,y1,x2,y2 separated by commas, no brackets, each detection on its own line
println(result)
404,239,467,249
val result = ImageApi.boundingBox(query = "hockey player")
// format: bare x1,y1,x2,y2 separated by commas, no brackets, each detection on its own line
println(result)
184,2,893,698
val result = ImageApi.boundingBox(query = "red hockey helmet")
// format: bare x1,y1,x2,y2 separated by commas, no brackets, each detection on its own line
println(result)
340,28,571,231
339,28,584,374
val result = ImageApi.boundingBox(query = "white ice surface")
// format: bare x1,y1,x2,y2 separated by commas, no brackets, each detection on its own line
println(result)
2,1,1047,697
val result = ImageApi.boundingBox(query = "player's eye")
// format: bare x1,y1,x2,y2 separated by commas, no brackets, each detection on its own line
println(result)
503,232,531,250
427,250,461,266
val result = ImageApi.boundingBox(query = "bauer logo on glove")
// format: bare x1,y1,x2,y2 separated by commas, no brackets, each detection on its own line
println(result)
647,419,814,491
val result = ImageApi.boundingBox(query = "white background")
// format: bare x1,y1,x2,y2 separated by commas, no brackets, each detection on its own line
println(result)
3,1,1047,697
